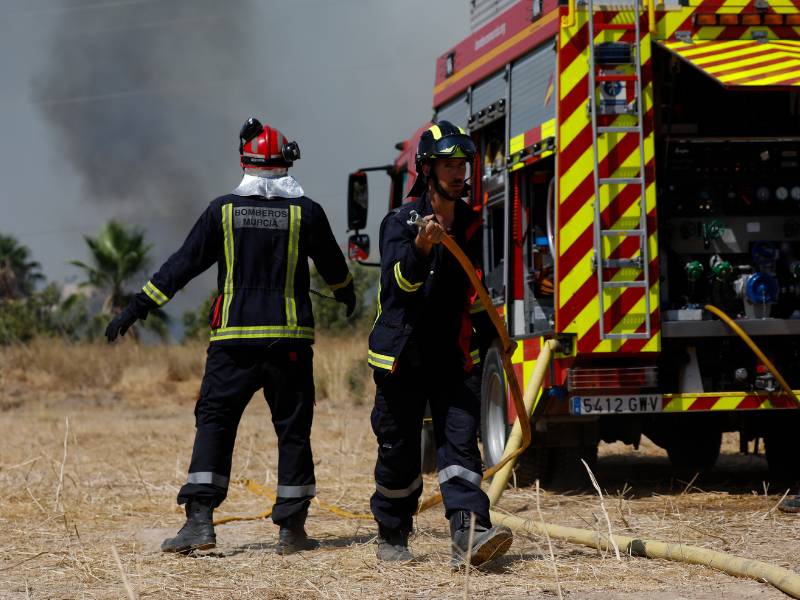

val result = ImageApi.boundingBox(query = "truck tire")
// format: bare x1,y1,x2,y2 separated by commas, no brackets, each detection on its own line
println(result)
420,420,437,474
765,415,800,484
666,429,722,473
549,443,598,491
479,341,553,487
513,446,553,487
480,342,511,468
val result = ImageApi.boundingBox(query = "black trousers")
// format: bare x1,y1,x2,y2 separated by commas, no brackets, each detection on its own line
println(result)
177,345,315,525
369,355,490,533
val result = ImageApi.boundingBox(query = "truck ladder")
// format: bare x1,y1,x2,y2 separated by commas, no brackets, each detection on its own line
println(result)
586,0,651,341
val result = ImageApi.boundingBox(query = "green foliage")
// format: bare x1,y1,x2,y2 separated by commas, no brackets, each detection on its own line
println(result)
70,220,152,314
0,283,89,345
70,220,168,340
0,233,44,299
310,263,378,333
182,293,216,340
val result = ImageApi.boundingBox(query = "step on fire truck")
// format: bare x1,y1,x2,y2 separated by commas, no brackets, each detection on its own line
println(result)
347,0,800,487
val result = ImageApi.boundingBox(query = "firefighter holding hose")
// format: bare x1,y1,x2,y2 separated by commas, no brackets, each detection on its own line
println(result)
105,118,355,555
367,121,513,566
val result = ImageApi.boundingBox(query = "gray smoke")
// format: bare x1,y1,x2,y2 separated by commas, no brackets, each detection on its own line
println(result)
32,0,251,217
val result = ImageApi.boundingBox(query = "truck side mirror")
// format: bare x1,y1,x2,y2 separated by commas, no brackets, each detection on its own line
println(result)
347,172,369,231
348,233,370,262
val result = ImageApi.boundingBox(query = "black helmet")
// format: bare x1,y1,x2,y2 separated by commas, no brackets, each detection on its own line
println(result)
415,121,476,171
409,121,476,198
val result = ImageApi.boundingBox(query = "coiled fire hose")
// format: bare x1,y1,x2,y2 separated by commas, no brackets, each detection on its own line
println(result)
217,216,800,598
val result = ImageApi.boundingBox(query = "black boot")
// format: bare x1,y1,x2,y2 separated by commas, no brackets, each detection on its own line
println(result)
376,523,413,562
275,508,319,555
449,510,512,568
161,499,216,553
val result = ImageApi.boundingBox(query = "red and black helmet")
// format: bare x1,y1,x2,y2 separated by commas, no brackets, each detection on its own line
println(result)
238,117,301,169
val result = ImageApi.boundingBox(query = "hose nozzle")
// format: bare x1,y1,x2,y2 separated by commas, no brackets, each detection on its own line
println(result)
407,210,425,228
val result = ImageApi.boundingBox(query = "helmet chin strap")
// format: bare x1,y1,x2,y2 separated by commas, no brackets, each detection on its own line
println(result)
430,171,462,202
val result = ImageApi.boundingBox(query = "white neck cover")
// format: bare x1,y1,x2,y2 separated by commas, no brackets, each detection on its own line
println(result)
232,168,305,199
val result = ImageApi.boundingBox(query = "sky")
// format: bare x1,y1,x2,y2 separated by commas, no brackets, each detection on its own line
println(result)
0,0,470,323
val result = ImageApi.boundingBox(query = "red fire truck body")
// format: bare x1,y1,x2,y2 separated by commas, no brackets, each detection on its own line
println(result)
348,0,800,484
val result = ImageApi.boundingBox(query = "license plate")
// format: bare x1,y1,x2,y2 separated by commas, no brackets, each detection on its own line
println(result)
570,394,662,415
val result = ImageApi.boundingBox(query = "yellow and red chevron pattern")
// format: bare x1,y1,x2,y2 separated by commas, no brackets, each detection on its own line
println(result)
554,0,800,357
653,0,800,43
555,7,660,355
663,391,800,412
661,39,800,87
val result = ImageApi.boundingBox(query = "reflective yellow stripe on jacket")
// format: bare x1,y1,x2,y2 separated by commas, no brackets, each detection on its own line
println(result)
393,261,423,293
368,350,395,370
329,272,353,291
210,325,314,342
221,203,235,327
285,205,302,326
142,280,169,306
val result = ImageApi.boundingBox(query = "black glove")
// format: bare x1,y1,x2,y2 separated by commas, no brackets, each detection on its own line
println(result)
342,288,357,319
333,280,357,319
105,305,139,342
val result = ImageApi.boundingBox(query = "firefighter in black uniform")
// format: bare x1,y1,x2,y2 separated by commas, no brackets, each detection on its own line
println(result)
105,118,355,555
368,121,512,566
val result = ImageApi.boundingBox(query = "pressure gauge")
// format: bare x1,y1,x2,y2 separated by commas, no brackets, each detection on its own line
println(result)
756,186,771,203
791,186,800,202
776,187,789,201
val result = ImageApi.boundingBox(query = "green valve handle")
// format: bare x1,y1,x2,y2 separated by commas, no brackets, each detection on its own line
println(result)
685,260,704,282
710,259,733,280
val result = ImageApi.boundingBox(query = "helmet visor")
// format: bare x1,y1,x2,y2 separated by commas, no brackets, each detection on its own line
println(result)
431,134,476,160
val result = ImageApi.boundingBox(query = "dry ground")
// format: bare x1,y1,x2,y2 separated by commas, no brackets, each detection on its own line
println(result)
0,337,798,599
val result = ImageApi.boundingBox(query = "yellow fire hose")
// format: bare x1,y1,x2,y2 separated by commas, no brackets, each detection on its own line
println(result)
214,229,800,597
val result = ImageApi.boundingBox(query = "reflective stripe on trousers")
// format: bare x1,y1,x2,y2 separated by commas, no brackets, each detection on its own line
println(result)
437,464,482,487
187,471,230,488
375,475,422,499
276,484,316,498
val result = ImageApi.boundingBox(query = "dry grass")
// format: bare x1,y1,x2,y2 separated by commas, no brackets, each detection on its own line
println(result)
0,337,798,599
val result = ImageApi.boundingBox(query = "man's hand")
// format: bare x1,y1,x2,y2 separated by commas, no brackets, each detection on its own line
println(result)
333,284,357,319
342,287,357,318
105,305,139,342
414,215,445,256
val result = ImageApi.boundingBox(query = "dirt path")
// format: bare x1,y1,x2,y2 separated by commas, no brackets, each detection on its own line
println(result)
0,387,797,599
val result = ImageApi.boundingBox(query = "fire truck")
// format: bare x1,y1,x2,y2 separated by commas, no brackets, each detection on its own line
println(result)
347,0,800,486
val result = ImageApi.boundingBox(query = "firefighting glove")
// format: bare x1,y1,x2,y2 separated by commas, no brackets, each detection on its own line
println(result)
334,286,357,319
105,296,150,342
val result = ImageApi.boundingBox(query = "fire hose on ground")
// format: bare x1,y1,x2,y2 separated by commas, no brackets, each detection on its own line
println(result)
217,214,800,597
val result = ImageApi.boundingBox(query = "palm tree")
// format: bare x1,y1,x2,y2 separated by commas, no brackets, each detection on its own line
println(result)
0,234,43,299
71,220,167,338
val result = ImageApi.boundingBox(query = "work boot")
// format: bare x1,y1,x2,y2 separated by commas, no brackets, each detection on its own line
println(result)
778,494,800,513
449,510,513,568
275,508,319,555
161,499,216,553
376,524,413,562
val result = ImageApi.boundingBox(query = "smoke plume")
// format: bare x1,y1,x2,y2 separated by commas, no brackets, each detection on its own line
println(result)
32,0,250,218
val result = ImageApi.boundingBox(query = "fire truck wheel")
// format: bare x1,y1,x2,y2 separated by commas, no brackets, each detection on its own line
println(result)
480,342,512,468
665,428,722,473
513,446,553,487
548,444,598,491
420,420,437,474
764,414,800,483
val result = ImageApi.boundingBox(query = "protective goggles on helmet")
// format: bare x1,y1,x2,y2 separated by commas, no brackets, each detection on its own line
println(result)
427,134,476,161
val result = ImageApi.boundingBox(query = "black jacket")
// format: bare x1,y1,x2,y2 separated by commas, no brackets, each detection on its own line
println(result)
368,193,491,372
135,193,353,345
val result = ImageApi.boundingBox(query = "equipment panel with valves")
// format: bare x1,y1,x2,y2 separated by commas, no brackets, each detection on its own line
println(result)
659,138,800,329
